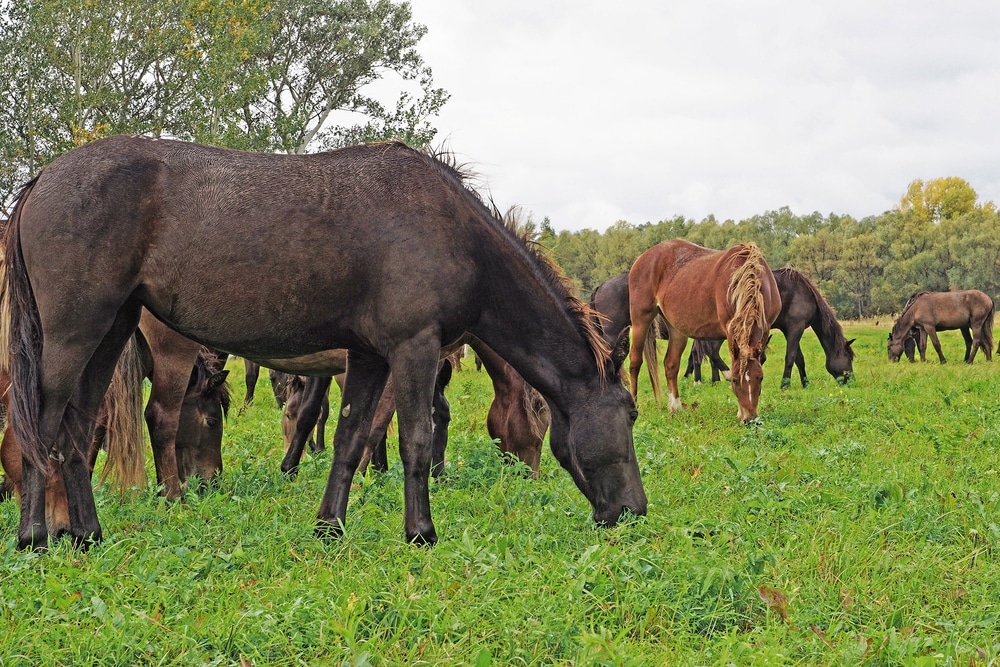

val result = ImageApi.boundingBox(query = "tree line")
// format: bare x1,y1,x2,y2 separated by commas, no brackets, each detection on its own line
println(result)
535,177,999,320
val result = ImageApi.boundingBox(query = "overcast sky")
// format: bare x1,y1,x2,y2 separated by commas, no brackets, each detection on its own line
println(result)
400,0,1000,232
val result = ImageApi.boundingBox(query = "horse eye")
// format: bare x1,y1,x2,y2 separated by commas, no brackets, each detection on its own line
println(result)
206,418,220,428
629,409,639,423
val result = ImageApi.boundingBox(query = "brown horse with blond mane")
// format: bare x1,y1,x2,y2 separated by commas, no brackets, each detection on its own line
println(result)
627,240,781,422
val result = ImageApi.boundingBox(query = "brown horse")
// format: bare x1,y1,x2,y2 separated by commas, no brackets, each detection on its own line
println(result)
2,136,644,549
887,290,995,363
590,272,731,382
772,268,855,388
1,334,229,539
628,240,781,422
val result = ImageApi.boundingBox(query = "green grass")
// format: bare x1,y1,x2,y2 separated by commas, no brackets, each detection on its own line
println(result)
2,325,1000,666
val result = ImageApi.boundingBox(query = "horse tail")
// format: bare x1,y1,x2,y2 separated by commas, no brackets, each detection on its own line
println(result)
983,298,995,354
643,316,663,402
727,243,768,376
1,176,49,472
98,334,147,493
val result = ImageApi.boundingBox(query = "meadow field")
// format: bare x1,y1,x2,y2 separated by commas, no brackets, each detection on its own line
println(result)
2,323,999,666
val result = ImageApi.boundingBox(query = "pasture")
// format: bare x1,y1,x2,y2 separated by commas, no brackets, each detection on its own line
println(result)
2,323,999,666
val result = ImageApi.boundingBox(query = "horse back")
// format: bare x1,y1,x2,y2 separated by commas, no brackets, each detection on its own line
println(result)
20,136,485,360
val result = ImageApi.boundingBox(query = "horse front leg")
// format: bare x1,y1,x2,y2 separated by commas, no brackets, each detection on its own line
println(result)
927,329,946,363
241,360,261,414
430,360,453,478
388,333,443,545
315,353,389,540
781,328,804,389
280,376,333,476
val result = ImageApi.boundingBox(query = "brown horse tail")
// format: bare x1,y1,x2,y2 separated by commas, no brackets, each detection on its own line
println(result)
98,334,147,493
643,317,663,402
727,243,768,376
1,176,49,472
984,298,996,354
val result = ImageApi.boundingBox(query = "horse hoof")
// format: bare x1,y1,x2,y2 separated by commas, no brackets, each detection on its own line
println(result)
314,519,344,540
281,464,300,480
406,523,438,546
780,380,791,390
72,529,103,551
17,528,49,552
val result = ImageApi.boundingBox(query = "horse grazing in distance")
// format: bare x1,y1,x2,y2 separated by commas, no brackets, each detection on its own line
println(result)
590,272,731,382
771,268,855,388
3,136,644,549
887,290,995,363
628,240,781,422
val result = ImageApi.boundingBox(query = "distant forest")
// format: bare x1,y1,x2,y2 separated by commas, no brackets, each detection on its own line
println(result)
534,177,999,319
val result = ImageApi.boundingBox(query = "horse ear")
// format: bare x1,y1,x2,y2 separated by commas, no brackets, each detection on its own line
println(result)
610,326,631,371
207,369,229,392
846,338,856,347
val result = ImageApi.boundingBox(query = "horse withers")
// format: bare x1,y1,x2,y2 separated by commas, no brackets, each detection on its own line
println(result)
2,136,645,549
628,240,781,423
887,290,995,363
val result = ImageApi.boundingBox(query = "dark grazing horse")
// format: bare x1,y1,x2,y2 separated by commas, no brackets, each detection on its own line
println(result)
1,333,229,539
628,240,781,422
771,268,855,388
590,272,731,381
2,136,645,549
887,290,995,363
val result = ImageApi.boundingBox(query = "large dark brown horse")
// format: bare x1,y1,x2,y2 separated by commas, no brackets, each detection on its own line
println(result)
887,290,995,363
628,240,781,422
590,272,730,381
2,136,644,549
772,268,855,388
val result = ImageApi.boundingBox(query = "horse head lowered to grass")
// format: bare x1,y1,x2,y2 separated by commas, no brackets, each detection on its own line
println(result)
627,240,781,423
2,136,645,549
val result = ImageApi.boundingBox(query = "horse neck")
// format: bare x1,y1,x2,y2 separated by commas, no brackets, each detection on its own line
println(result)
806,293,847,354
891,309,916,341
471,267,606,410
468,339,518,393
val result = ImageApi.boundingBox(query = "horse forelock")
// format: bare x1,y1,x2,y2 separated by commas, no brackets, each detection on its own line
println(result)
408,146,613,383
727,244,768,374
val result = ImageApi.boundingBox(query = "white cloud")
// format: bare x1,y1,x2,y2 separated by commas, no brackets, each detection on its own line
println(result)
404,0,1000,230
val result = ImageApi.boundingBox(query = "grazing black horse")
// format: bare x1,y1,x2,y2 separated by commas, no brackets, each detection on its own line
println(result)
2,136,645,549
772,268,855,388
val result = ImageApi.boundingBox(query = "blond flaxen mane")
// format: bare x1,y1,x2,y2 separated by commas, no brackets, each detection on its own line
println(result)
726,243,769,375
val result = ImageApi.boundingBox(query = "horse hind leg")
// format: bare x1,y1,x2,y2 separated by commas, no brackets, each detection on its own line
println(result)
385,332,444,544
961,327,974,363
662,333,688,414
316,352,390,540
29,303,141,549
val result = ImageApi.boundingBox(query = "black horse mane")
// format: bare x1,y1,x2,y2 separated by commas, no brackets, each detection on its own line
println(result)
775,267,854,360
890,291,931,339
399,143,613,379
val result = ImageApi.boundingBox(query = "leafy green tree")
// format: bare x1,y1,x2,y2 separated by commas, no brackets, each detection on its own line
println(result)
0,0,446,210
